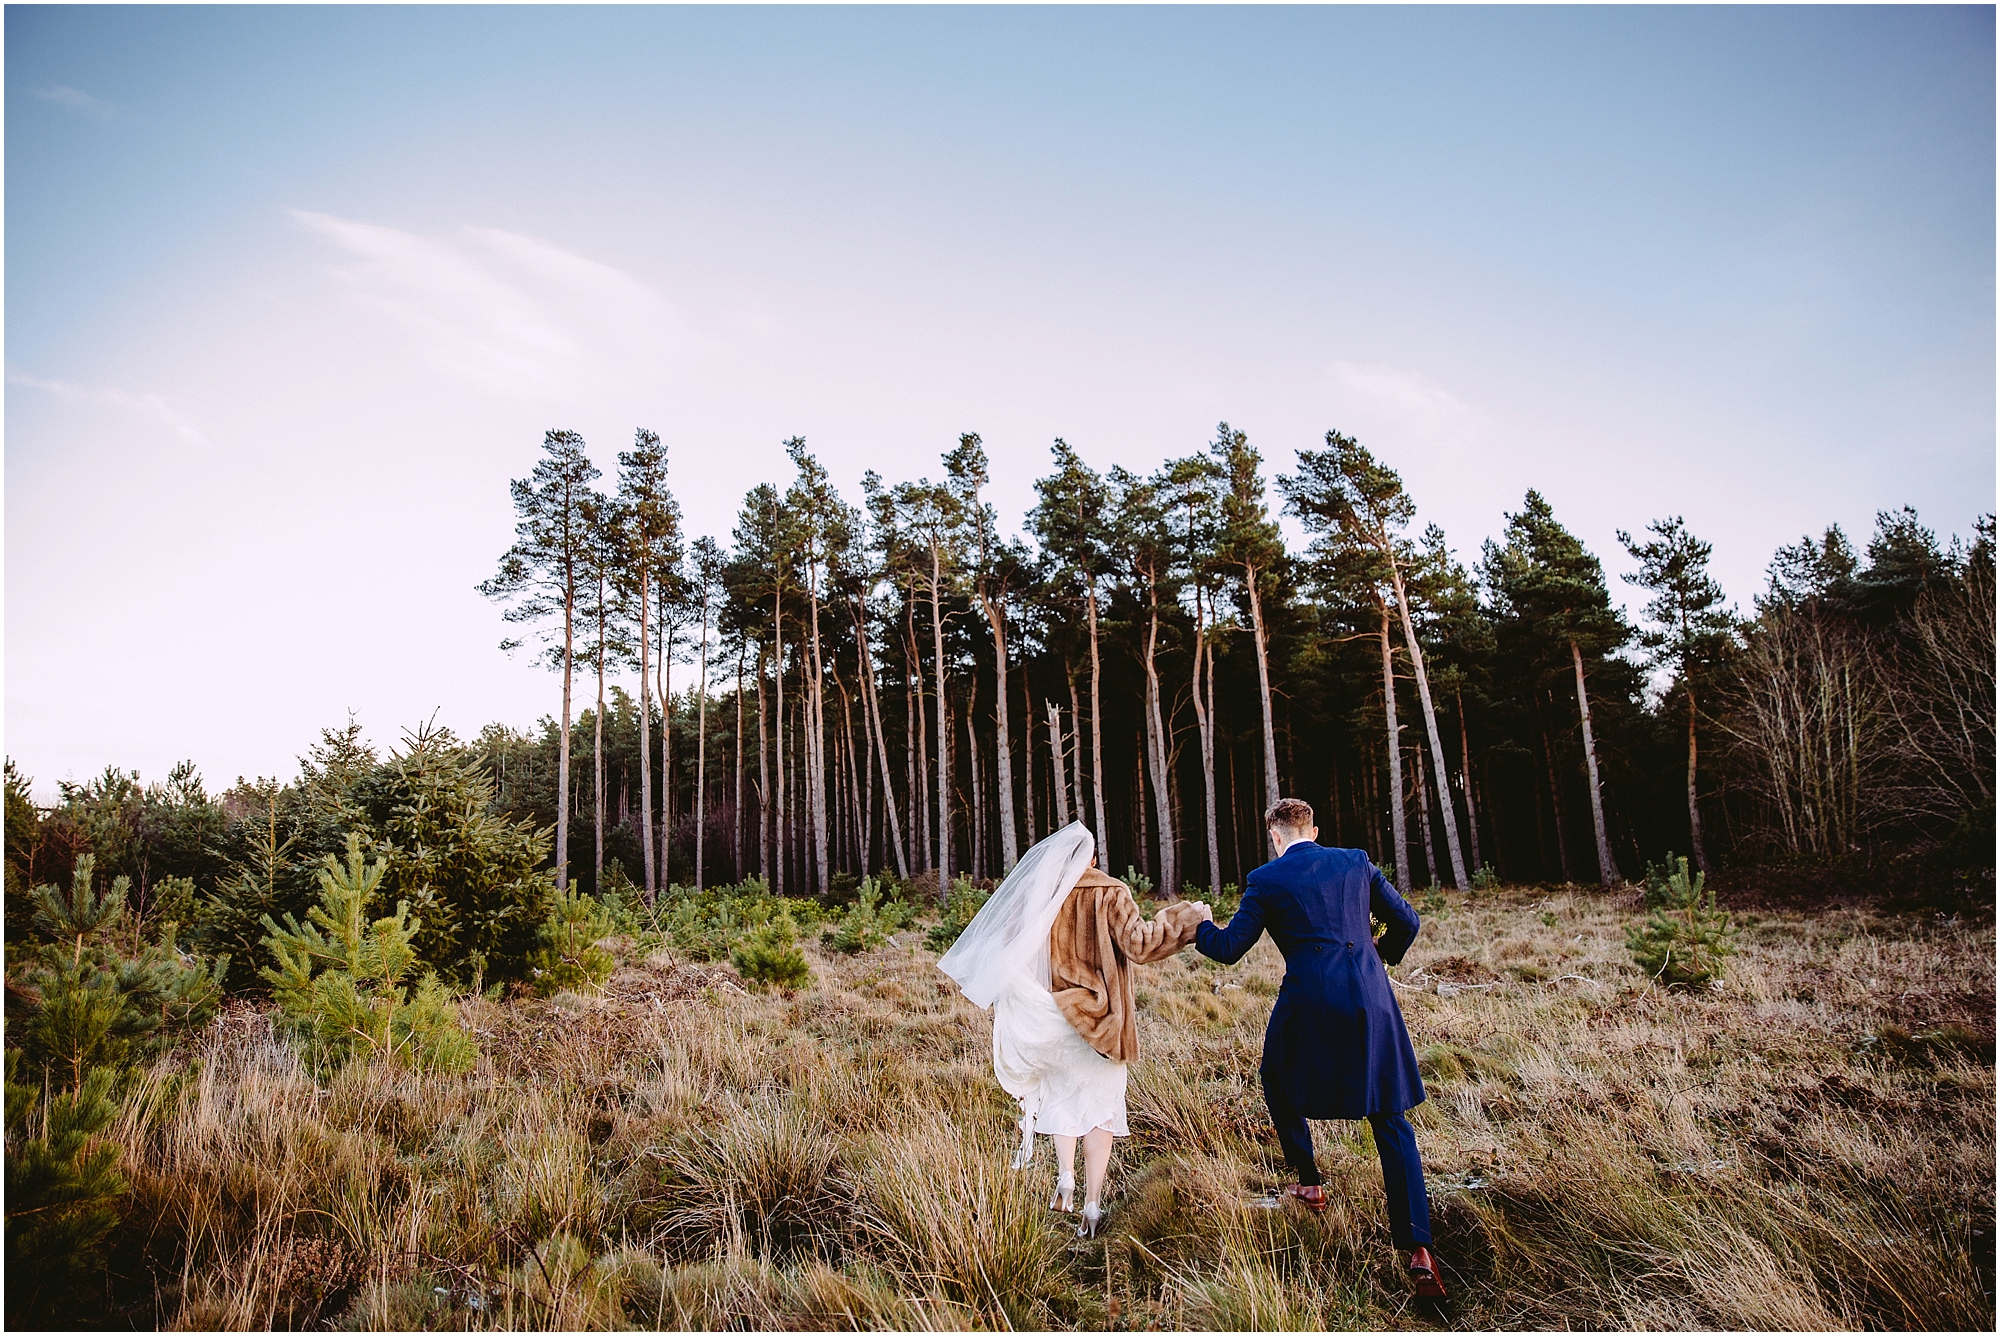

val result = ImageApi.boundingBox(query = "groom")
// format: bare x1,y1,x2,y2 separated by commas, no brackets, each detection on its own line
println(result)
1194,798,1447,1299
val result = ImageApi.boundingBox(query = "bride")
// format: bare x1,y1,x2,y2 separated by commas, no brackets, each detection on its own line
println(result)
938,822,1211,1236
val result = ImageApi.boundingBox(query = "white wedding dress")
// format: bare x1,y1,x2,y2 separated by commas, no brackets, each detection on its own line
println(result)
937,822,1129,1166
991,946,1131,1143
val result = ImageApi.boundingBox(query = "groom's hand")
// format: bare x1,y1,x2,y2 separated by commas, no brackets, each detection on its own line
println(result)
1192,901,1215,923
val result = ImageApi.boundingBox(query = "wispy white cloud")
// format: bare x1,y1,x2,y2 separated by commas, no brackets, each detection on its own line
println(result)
1322,361,1492,454
1310,359,1532,564
290,211,693,398
30,85,118,121
7,370,206,443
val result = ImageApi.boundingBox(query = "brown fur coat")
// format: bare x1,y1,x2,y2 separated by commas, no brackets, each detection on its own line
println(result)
1048,867,1208,1063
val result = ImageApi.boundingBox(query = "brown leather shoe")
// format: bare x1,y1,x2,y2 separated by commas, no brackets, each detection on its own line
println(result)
1284,1184,1327,1212
1408,1246,1448,1299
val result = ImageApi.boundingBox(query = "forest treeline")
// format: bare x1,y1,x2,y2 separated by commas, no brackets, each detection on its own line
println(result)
1,424,1988,1330
9,423,1992,931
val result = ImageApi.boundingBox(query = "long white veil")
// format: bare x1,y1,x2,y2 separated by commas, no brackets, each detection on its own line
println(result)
936,821,1096,1009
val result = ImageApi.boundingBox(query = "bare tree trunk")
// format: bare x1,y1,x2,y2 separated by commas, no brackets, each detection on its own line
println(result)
1571,640,1617,886
1228,743,1246,876
1245,564,1280,810
638,570,656,902
1531,745,1551,876
966,714,985,878
807,583,830,897
1066,667,1084,824
834,670,863,875
829,675,846,870
1361,742,1379,864
1134,737,1152,883
1414,742,1437,888
1208,641,1221,863
853,602,909,879
1387,571,1470,888
1456,687,1482,873
658,613,673,891
1022,664,1039,842
771,589,785,896
554,555,576,890
980,593,1021,870
1686,688,1709,873
756,649,770,883
863,669,879,872
1328,751,1342,847
1142,578,1178,895
734,641,745,881
930,551,951,892
1086,582,1109,848
906,596,933,872
1379,601,1410,890
1472,769,1490,878
695,598,710,890
1540,709,1573,882
916,641,933,868
1190,589,1221,894
594,573,606,890
943,696,958,878
785,689,797,890
1047,702,1072,826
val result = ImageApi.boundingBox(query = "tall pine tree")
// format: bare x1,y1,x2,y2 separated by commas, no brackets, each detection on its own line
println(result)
479,428,598,890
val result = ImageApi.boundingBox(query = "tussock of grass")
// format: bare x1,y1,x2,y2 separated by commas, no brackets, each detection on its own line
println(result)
95,886,1993,1329
631,1091,849,1261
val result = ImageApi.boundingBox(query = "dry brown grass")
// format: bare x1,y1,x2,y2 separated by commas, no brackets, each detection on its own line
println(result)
99,884,1994,1330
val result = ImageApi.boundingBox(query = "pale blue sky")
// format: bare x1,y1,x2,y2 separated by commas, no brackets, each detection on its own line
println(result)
7,5,1993,796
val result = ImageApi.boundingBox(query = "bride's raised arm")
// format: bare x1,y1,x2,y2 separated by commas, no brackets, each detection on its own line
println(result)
1104,885,1209,965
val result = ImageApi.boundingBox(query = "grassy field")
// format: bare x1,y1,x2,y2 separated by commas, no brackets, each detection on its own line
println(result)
103,882,1993,1330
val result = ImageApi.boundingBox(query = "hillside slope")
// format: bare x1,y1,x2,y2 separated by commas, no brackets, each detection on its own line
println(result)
103,886,1993,1330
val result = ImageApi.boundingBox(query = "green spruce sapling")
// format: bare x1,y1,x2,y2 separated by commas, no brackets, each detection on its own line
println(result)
12,857,225,1092
923,876,993,953
732,910,811,991
821,876,917,954
530,882,618,996
1626,854,1737,988
260,834,475,1073
4,1051,126,1327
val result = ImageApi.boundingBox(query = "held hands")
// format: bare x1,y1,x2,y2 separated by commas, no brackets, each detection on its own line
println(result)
1190,901,1215,923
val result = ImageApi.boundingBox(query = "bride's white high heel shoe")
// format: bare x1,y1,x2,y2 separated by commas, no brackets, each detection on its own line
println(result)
1050,1177,1076,1212
1077,1202,1105,1239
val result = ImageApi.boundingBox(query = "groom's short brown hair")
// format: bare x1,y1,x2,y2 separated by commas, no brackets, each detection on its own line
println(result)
1265,798,1315,834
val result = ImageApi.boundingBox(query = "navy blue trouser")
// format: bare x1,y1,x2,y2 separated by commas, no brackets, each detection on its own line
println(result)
1263,1069,1433,1248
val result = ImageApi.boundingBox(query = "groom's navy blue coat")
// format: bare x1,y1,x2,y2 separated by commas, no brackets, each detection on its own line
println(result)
1195,843,1426,1120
